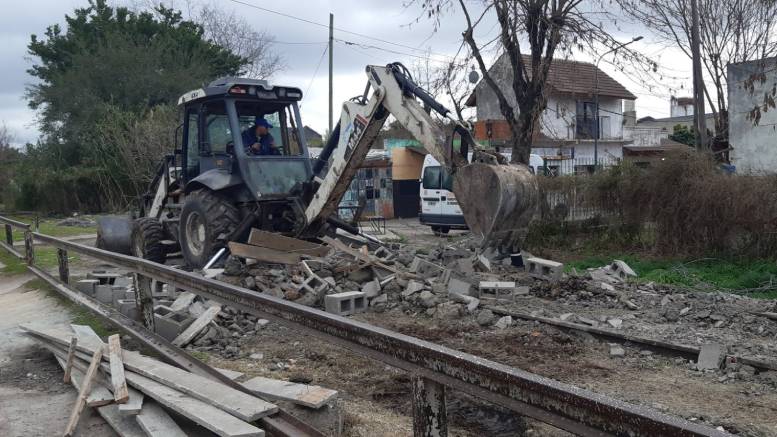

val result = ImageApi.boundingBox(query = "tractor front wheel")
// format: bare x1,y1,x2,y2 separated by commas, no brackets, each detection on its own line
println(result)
131,217,166,263
180,189,241,269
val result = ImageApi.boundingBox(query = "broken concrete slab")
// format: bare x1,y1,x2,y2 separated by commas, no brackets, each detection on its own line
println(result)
402,280,425,298
697,344,723,370
169,292,196,312
611,260,637,279
609,344,626,357
494,316,513,329
447,277,472,297
361,278,381,298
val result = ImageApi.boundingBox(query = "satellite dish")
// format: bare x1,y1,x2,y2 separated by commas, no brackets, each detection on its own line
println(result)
468,66,479,84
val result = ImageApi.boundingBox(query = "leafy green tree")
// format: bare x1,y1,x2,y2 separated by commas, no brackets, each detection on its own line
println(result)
669,124,695,147
18,0,249,212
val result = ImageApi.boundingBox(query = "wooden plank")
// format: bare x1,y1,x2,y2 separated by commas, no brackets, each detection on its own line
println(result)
215,367,245,381
247,228,330,257
169,292,196,312
55,356,114,407
228,242,301,265
123,371,264,437
70,324,105,349
108,334,130,404
63,337,78,384
41,338,263,437
118,386,144,416
55,356,145,437
172,305,221,347
22,326,278,422
64,346,104,436
241,376,338,409
135,401,187,437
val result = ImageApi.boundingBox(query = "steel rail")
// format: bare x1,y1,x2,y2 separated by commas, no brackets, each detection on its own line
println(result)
31,231,728,437
485,305,777,373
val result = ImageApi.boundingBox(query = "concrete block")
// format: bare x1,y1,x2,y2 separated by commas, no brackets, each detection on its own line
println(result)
447,278,472,297
324,291,367,316
298,273,329,295
111,285,129,307
611,260,637,279
75,279,99,296
116,299,138,320
478,281,516,301
361,278,381,298
113,276,132,288
95,284,114,304
475,255,491,272
525,257,564,281
153,307,194,341
456,258,475,275
408,257,445,278
697,344,723,370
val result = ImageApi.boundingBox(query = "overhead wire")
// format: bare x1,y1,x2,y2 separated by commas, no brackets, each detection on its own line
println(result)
302,45,329,101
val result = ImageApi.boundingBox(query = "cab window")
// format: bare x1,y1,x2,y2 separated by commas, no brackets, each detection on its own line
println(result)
236,101,303,156
185,110,199,177
203,101,231,154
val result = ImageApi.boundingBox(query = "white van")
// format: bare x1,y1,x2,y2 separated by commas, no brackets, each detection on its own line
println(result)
419,153,543,233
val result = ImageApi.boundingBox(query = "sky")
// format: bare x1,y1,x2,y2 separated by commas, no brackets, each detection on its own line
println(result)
0,0,698,147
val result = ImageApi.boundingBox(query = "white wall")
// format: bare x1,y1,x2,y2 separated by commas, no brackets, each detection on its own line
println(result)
729,58,777,174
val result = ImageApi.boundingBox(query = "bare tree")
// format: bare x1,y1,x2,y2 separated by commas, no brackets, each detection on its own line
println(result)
617,0,777,143
409,49,473,122
198,4,285,79
416,0,639,164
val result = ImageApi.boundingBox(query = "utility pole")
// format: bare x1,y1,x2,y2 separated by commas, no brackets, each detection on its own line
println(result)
328,13,334,136
690,0,707,150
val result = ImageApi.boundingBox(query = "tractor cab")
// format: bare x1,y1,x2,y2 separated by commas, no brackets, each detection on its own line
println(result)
178,77,312,201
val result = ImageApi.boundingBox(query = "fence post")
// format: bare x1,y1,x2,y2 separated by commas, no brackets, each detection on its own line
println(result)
57,248,69,284
4,224,11,245
412,375,447,437
24,231,34,265
135,274,156,331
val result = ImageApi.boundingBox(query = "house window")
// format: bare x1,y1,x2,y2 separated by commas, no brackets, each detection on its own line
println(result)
574,165,595,175
576,101,598,139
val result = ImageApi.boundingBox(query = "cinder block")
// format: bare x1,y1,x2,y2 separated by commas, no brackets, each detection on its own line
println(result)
525,257,564,282
478,281,516,301
116,299,138,320
324,291,366,316
75,279,99,296
153,307,194,341
297,272,329,295
408,257,445,278
111,285,128,307
95,284,114,304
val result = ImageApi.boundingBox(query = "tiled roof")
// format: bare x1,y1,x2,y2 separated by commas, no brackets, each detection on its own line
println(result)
465,54,635,106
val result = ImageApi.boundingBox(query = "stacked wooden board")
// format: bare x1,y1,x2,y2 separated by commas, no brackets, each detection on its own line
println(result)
21,324,277,437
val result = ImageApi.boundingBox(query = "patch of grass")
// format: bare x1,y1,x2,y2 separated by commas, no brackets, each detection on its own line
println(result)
565,254,777,299
0,245,81,274
188,350,210,362
7,215,96,242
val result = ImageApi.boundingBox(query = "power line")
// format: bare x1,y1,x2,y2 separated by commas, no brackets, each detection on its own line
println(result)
303,45,329,100
335,38,453,64
223,0,453,60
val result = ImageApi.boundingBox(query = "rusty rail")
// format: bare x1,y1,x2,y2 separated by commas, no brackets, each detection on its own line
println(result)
20,228,728,437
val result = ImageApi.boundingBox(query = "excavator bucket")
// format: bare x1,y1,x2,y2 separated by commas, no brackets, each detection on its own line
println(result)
453,162,538,252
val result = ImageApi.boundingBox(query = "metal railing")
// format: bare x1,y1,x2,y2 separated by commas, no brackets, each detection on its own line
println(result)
0,214,728,437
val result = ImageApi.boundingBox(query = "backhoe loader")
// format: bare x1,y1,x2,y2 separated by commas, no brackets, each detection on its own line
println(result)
97,62,538,268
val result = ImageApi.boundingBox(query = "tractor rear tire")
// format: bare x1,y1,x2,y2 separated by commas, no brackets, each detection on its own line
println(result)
180,189,241,269
131,217,166,263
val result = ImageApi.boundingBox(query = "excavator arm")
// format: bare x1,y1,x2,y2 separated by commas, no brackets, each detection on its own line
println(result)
304,63,537,251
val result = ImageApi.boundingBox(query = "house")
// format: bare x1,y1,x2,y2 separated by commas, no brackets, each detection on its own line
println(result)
635,113,716,136
728,57,777,174
670,96,695,117
304,125,323,147
465,54,636,173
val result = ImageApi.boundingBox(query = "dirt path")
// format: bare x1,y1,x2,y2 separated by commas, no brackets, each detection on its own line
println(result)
0,274,115,437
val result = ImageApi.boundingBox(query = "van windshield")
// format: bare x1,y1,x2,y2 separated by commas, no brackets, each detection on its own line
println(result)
422,166,453,191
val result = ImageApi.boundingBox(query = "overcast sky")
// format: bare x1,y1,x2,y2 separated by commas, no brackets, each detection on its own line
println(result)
0,0,696,147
